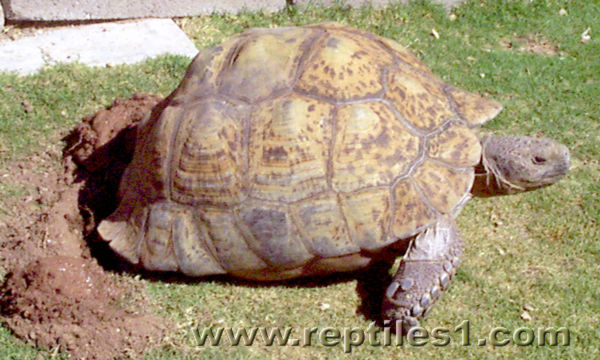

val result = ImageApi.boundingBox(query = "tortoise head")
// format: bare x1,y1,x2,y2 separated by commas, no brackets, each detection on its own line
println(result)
472,135,570,197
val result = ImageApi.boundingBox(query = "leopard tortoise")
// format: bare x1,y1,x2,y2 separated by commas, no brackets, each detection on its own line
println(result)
98,23,570,329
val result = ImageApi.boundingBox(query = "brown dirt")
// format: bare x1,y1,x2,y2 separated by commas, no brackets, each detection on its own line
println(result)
66,93,163,234
0,93,167,360
2,256,165,359
500,34,561,56
0,24,44,42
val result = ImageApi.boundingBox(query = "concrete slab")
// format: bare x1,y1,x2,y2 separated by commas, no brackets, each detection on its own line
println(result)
2,0,286,21
0,19,198,75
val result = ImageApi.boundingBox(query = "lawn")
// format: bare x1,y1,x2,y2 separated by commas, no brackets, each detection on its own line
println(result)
0,0,598,358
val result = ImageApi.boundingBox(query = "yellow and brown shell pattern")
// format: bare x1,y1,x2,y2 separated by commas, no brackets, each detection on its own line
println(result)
98,23,503,280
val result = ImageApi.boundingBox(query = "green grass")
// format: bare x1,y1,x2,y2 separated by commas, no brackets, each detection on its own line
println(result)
1,0,598,358
0,56,190,157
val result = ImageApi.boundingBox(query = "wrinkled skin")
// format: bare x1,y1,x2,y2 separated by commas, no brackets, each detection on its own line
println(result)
382,135,570,333
474,135,571,196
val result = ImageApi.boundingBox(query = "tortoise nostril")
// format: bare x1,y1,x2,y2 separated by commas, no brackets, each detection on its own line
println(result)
533,156,546,165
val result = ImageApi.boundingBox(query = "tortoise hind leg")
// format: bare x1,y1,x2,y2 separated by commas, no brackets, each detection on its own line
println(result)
382,217,463,332
97,204,145,265
98,201,226,276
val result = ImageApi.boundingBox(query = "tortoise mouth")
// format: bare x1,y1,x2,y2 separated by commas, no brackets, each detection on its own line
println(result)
518,161,570,188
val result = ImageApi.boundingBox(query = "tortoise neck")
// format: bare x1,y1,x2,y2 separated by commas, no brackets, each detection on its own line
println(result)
471,163,509,197
471,140,515,197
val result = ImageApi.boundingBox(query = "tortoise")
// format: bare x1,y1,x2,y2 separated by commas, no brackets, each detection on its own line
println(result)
97,23,570,329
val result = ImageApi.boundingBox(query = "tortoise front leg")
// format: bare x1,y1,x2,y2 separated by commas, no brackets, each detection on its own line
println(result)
382,217,463,332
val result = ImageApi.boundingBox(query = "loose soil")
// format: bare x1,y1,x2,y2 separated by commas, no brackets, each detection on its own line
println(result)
500,34,560,56
0,93,169,360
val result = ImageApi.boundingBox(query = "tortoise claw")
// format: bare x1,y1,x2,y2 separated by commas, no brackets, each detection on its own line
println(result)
381,218,463,333
382,261,457,333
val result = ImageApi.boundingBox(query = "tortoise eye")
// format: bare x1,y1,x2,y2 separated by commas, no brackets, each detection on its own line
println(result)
532,156,547,165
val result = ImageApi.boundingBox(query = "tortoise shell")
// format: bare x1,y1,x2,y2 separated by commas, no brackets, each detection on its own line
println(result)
98,23,503,280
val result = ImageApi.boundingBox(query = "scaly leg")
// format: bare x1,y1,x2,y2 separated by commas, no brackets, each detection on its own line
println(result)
381,217,464,332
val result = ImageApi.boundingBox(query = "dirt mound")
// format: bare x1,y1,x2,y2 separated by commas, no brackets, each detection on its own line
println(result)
0,93,168,360
2,256,165,359
0,150,83,272
68,93,162,174
66,93,162,234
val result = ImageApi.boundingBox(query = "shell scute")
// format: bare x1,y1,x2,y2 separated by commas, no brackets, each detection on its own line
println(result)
391,179,438,239
171,100,245,206
340,187,393,251
291,192,357,258
412,160,474,214
236,203,313,268
332,101,421,192
295,29,394,100
217,27,317,102
201,209,268,273
446,85,503,126
248,94,333,202
427,122,481,167
385,66,455,133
